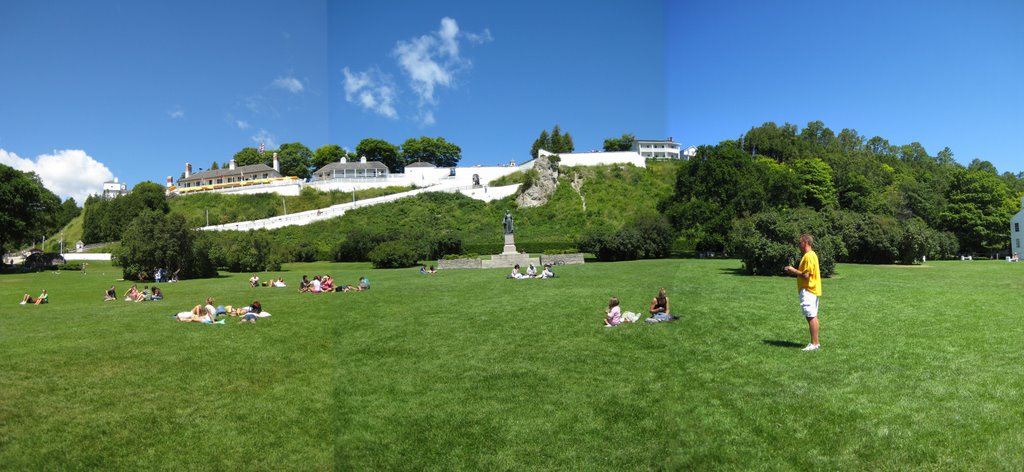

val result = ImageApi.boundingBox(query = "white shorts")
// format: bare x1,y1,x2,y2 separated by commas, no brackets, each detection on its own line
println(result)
799,289,819,319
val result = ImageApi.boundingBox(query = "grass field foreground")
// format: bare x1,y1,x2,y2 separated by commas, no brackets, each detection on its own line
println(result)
2,259,1023,469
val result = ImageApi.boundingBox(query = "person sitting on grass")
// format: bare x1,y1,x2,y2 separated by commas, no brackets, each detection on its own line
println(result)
124,285,144,302
298,275,311,293
509,264,524,279
321,275,335,293
428,265,436,274
21,290,48,305
310,275,322,294
357,276,370,291
239,300,262,324
420,265,428,274
151,287,163,300
646,288,677,323
526,264,537,278
603,297,622,327
142,286,153,301
249,273,260,288
540,264,554,278
103,286,117,301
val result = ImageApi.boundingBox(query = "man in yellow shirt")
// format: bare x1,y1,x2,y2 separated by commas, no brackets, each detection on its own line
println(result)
784,234,821,351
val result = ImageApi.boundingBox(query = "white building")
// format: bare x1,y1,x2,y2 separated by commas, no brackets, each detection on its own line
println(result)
102,178,127,199
1012,196,1024,257
632,138,683,159
169,153,303,196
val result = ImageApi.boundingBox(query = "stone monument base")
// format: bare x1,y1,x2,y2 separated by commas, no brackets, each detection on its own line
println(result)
501,233,518,255
481,253,540,269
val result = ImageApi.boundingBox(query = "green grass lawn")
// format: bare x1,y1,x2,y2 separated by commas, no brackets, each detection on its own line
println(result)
2,259,1023,470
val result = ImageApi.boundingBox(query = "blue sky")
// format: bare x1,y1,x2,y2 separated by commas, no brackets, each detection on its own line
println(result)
1,0,1021,203
669,0,1024,173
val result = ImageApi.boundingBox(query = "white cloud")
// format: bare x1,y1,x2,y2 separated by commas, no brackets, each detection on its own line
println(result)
272,76,304,93
465,28,493,44
420,111,436,126
168,106,185,119
0,148,114,203
236,120,250,129
392,18,463,105
342,67,398,119
251,129,277,149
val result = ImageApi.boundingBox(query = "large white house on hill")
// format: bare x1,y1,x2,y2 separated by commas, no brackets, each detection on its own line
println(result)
1012,196,1024,256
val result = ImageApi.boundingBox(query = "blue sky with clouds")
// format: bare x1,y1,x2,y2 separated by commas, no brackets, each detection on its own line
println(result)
1,0,1021,203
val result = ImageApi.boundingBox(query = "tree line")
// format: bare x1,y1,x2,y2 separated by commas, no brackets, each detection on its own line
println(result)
0,164,80,256
659,120,1023,273
199,136,463,180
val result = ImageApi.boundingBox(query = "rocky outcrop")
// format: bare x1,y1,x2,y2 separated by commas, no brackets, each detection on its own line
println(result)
516,155,559,208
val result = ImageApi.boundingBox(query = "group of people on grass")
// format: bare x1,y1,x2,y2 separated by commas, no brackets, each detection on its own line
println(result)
175,297,267,324
601,233,823,353
419,265,437,274
249,274,287,288
112,284,163,302
508,263,554,279
603,287,678,327
297,274,369,293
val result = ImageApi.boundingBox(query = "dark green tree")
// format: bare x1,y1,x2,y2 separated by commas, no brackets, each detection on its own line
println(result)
356,138,401,173
276,142,314,179
233,147,266,167
401,136,462,170
313,144,347,170
116,210,216,280
530,130,551,159
940,169,1014,253
209,161,220,170
603,133,636,152
792,158,838,210
0,164,61,253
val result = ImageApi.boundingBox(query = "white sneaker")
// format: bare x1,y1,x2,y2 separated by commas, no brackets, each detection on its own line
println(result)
19,301,26,305
801,343,819,351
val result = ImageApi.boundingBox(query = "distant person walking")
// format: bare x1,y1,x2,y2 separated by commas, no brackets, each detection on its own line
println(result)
784,234,821,351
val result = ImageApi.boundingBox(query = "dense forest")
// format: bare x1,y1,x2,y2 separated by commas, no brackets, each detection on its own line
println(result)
659,121,1022,273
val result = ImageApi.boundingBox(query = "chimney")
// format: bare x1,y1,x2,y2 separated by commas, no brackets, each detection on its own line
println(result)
360,155,367,163
114,177,119,183
272,152,280,172
166,176,173,188
185,163,192,178
340,156,347,164
668,137,674,142
229,159,236,170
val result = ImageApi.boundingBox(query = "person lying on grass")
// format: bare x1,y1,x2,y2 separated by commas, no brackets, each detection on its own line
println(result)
175,297,223,324
238,300,262,324
20,290,47,305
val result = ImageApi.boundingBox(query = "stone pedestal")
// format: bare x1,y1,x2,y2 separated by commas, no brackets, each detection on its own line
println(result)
501,233,518,255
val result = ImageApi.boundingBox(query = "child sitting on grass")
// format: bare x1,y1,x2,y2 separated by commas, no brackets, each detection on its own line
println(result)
603,297,622,327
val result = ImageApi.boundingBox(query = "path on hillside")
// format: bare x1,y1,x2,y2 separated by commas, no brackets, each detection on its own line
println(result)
199,182,520,232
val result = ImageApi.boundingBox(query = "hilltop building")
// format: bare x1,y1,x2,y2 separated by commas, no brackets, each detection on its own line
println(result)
101,178,127,199
632,138,683,159
168,153,303,196
312,156,390,181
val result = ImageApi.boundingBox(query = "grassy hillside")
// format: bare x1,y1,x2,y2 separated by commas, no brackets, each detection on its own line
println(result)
258,160,682,256
168,186,413,228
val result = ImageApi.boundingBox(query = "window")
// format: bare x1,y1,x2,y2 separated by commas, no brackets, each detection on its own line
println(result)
1017,238,1021,249
1016,222,1020,233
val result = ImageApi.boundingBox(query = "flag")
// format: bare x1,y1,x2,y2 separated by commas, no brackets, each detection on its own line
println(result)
259,142,265,154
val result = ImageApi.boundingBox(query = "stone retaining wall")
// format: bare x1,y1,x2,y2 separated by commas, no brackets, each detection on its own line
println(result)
438,258,482,270
540,253,585,266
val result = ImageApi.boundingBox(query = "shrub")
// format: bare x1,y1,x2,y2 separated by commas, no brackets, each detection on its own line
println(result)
578,214,674,261
335,229,394,262
729,208,842,277
442,253,479,260
368,240,421,268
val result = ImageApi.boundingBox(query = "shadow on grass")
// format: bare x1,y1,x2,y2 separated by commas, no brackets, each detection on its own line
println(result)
762,339,804,348
718,267,747,276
